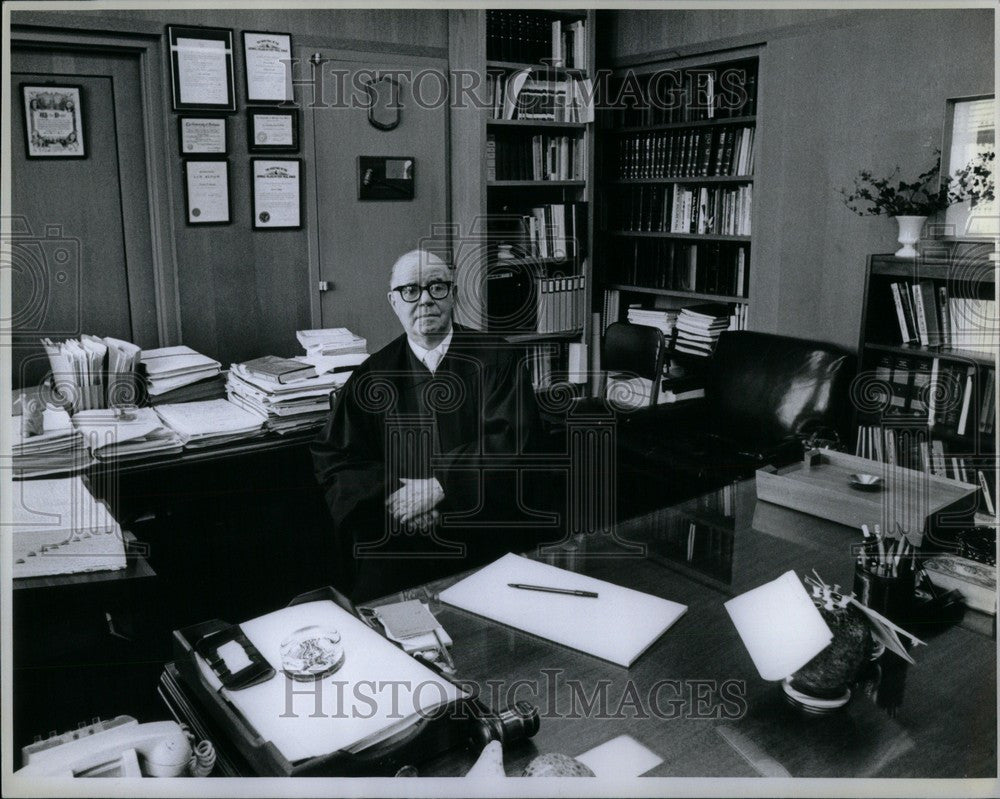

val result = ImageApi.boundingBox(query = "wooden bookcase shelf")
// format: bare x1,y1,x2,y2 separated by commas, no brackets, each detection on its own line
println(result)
608,283,750,304
609,231,752,242
613,115,757,134
488,180,587,188
486,60,588,78
610,176,753,185
487,119,587,130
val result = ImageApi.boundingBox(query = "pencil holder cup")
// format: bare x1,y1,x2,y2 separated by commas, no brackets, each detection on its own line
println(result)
853,564,915,625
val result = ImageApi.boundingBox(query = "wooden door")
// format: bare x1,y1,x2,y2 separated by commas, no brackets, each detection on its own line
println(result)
10,46,159,388
309,55,449,352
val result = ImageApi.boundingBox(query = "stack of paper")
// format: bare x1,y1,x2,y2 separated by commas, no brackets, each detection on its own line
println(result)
41,334,140,410
140,345,222,398
674,304,731,357
626,307,678,336
146,373,227,406
72,407,183,461
11,476,126,579
296,328,367,357
226,361,356,434
154,398,264,449
10,407,92,478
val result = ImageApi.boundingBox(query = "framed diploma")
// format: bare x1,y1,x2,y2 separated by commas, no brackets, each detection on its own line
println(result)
184,160,231,225
178,116,227,155
251,158,302,230
21,84,85,158
243,31,293,105
167,26,236,112
247,109,298,152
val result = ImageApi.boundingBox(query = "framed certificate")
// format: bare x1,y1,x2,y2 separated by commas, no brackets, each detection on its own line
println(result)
247,109,298,152
251,158,302,230
243,31,293,105
178,116,227,155
184,160,231,225
167,26,236,112
21,84,85,158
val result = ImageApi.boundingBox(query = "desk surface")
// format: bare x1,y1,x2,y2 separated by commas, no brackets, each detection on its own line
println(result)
385,479,997,779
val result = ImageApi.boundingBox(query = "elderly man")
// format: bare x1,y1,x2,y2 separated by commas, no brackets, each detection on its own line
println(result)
311,249,545,601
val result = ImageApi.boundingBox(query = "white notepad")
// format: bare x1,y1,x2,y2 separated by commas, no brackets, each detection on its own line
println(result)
438,553,687,667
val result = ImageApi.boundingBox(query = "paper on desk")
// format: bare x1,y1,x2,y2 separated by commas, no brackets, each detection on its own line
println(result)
576,735,663,778
724,570,832,681
194,600,467,763
154,399,263,440
438,553,687,667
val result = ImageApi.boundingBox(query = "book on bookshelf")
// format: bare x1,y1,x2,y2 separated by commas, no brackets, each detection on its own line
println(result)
490,131,585,181
487,10,588,69
617,126,754,179
883,279,996,356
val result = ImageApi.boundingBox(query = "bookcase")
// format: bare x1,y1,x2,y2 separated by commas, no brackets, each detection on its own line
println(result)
597,52,759,344
449,9,595,393
855,246,996,525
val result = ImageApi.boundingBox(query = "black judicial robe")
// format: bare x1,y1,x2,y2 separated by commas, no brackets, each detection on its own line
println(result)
311,326,545,600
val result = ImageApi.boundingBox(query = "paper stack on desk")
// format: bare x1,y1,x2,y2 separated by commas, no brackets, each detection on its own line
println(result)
11,476,126,579
140,345,222,398
10,407,93,478
154,398,264,448
41,334,141,410
72,407,183,461
439,553,688,667
296,327,368,357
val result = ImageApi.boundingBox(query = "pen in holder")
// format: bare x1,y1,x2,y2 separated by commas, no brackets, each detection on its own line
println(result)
854,525,917,625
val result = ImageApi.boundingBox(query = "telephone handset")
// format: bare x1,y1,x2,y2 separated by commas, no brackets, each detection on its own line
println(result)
17,716,206,778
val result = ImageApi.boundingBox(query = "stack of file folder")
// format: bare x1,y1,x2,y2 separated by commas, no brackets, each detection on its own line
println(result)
140,346,222,400
72,407,184,462
296,328,367,357
41,334,141,410
674,304,731,357
154,399,264,449
10,407,92,478
146,373,227,406
11,476,126,579
226,355,364,434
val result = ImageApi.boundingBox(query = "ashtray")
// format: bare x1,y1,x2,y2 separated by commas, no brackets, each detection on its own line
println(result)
280,626,345,681
848,473,884,492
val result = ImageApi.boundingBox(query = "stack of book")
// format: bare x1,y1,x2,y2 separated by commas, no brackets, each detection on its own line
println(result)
41,334,141,410
154,398,265,449
140,345,222,400
626,306,678,336
227,355,364,435
674,304,732,357
72,407,184,462
10,406,91,478
296,328,367,358
888,280,997,356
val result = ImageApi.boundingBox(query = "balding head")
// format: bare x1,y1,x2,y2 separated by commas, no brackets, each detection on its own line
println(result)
387,249,456,348
389,249,452,288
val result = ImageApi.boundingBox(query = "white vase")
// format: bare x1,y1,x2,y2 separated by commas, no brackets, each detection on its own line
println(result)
893,215,927,258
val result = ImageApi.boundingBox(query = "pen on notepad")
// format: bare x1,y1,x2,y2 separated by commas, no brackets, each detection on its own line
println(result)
507,583,599,598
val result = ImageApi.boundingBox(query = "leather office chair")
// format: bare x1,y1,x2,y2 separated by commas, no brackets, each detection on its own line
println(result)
602,321,668,409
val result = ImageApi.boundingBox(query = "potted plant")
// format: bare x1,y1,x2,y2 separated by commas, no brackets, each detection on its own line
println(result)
841,151,995,257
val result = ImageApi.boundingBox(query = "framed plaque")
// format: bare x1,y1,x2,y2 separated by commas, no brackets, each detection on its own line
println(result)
242,31,294,105
167,25,236,112
178,116,227,155
247,109,298,152
251,158,302,230
184,159,231,225
21,84,85,158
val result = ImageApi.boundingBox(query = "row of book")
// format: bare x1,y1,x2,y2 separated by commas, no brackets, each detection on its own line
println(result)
854,425,995,515
487,133,586,182
607,61,759,127
612,239,748,298
886,279,997,355
612,184,753,238
492,202,587,261
869,354,995,436
486,72,593,122
486,10,588,70
616,126,755,180
534,275,587,335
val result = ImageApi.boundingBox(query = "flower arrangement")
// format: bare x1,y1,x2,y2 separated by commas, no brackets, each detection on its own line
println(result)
841,151,995,217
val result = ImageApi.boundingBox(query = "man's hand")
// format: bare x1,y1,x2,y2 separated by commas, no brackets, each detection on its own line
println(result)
387,477,445,524
402,508,441,533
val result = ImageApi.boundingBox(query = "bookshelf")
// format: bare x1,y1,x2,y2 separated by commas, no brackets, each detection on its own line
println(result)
854,247,996,525
449,9,596,393
597,53,760,342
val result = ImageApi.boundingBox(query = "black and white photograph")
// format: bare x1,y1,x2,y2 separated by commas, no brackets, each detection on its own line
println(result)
2,1,997,798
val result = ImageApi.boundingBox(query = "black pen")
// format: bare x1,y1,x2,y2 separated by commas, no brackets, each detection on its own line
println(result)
508,582,599,598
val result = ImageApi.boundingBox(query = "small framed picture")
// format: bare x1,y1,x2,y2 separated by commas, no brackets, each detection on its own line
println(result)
21,84,86,158
247,109,298,152
178,116,227,156
251,158,302,230
243,30,294,105
167,25,236,112
184,159,231,225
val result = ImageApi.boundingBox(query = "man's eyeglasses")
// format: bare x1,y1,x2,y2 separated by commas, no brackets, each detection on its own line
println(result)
391,281,454,303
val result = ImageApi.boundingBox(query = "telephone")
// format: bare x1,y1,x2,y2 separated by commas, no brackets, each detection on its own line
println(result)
17,716,210,778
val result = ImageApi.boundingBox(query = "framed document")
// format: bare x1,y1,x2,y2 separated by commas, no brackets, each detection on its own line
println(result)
247,109,298,152
251,158,302,229
940,94,996,239
184,160,231,225
21,84,85,158
167,25,236,112
178,116,227,155
243,31,293,104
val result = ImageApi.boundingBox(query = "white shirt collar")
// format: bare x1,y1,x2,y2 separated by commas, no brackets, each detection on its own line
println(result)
407,328,453,374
